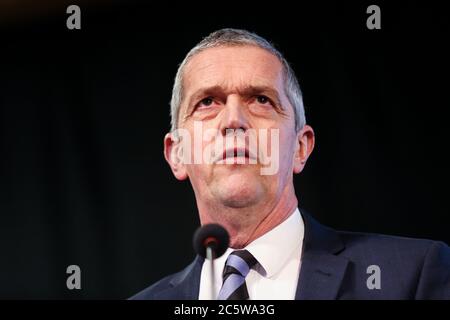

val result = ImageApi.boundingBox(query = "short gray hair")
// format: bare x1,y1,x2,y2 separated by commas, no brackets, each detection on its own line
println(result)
170,28,306,132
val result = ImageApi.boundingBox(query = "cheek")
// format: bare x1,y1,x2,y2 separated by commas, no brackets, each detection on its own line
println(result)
186,164,206,179
278,130,296,167
267,122,296,152
184,164,206,194
186,163,216,191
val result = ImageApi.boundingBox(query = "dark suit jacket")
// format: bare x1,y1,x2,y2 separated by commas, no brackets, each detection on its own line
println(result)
131,212,450,299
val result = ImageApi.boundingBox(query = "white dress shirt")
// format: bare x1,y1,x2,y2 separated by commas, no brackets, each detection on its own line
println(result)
199,208,304,300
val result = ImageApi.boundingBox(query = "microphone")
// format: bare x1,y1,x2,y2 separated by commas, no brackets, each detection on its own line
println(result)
193,224,230,299
193,224,229,259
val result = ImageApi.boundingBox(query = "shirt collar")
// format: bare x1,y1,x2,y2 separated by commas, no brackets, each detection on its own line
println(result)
211,208,304,285
243,208,304,278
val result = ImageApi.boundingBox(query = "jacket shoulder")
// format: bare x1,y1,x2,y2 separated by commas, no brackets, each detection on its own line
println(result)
335,230,450,299
129,256,203,300
129,272,179,300
337,229,450,266
338,230,446,253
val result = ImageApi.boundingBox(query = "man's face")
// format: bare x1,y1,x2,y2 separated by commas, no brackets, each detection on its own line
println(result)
166,45,310,220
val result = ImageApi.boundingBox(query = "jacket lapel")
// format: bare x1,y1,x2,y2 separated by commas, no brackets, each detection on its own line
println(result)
153,255,204,299
295,212,349,300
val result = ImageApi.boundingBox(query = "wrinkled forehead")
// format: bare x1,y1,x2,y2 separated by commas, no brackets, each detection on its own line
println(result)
182,45,285,95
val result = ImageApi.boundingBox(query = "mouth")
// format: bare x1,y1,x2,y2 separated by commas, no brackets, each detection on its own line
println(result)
214,147,257,164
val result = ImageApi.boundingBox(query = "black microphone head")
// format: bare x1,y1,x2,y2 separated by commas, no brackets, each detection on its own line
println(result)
193,224,229,259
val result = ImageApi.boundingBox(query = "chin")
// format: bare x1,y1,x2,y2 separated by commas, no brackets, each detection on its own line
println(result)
213,172,263,208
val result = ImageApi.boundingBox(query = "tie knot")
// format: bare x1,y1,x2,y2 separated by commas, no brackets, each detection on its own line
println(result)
223,250,258,279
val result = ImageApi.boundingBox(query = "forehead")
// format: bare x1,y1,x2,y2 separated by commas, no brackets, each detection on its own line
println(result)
182,45,285,93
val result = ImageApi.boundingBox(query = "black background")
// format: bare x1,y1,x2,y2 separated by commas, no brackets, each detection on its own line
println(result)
0,1,449,299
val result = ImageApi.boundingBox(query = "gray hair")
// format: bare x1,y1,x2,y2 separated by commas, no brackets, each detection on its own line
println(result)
170,28,306,132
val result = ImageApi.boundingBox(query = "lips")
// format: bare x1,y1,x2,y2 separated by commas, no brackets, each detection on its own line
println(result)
214,147,257,164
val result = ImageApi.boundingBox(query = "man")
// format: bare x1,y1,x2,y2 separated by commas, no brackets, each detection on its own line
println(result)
131,29,450,299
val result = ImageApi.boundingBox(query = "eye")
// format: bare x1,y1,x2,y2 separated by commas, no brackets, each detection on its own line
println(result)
198,97,214,108
256,95,270,104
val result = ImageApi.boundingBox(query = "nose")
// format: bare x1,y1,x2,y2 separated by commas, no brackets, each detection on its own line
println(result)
220,95,250,135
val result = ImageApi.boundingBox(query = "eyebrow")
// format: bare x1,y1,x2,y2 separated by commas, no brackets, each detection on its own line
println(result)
185,84,284,114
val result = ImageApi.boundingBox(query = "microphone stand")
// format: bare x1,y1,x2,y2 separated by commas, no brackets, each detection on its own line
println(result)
206,246,215,300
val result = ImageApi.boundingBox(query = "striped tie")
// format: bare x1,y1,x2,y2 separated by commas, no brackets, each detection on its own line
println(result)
217,250,258,300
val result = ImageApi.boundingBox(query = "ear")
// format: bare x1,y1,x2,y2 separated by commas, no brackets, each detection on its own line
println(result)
164,132,188,180
293,125,315,174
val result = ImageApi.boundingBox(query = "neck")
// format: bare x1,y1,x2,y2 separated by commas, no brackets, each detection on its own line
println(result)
197,184,298,248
